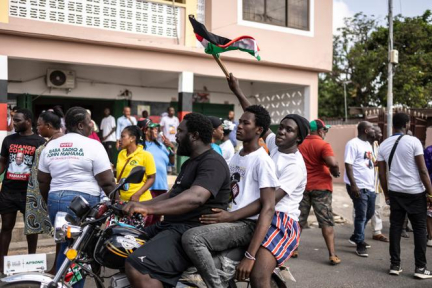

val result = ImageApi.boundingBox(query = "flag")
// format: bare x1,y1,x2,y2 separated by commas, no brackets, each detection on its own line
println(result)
189,15,261,61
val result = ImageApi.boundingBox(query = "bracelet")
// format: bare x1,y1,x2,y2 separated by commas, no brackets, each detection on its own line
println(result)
244,251,256,261
427,194,432,198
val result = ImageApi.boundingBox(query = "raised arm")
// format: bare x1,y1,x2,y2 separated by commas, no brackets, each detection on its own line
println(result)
227,73,251,111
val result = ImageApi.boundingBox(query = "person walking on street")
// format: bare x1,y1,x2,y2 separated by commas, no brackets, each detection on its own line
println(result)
227,110,238,148
0,109,46,274
160,107,179,174
208,116,224,155
116,107,137,150
117,125,156,203
100,108,117,164
344,121,376,257
298,119,341,265
369,126,389,243
220,119,235,165
423,144,432,247
377,113,432,278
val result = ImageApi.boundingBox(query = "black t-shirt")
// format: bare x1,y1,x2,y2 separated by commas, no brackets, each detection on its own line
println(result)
1,133,46,193
164,149,231,224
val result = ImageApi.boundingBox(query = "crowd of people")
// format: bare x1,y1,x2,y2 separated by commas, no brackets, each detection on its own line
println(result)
0,73,432,288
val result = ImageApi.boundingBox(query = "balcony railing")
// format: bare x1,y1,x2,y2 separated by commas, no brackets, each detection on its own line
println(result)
9,0,181,38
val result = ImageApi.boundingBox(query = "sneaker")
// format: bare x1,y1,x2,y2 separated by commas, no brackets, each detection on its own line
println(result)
356,243,368,257
363,242,371,249
349,235,356,245
414,267,432,279
389,265,403,275
427,239,432,247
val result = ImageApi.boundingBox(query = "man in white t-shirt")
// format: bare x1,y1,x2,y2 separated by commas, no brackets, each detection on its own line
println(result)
116,107,137,150
377,113,432,279
160,107,180,143
182,74,307,287
182,104,280,287
100,107,117,164
160,107,180,174
220,119,235,165
344,121,376,257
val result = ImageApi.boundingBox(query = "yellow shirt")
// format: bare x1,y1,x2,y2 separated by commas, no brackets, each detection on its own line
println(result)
116,145,156,202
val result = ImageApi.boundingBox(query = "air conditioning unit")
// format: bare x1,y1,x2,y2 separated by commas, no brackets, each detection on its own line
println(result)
46,69,76,89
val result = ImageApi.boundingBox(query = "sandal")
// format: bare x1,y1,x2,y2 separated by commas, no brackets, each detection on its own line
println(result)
291,250,298,258
373,234,389,242
329,255,341,265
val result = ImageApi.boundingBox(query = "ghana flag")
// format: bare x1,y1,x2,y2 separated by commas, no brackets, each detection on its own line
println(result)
189,15,261,61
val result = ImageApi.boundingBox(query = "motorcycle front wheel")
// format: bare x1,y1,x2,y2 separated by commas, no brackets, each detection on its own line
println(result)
3,282,45,288
3,281,71,288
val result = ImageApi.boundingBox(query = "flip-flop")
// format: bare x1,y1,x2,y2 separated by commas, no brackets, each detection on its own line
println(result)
373,234,389,242
330,255,341,265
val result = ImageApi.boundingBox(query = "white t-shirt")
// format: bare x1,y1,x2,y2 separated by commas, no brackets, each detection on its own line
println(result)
343,137,375,191
160,116,179,142
228,147,279,220
266,133,306,221
100,115,116,142
220,140,235,165
39,133,112,196
377,135,425,194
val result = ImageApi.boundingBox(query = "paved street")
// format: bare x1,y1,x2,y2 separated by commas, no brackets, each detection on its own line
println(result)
3,184,432,287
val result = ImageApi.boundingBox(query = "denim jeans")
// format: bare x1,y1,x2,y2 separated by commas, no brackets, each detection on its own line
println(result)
346,185,376,244
389,191,427,268
48,190,100,288
181,220,256,288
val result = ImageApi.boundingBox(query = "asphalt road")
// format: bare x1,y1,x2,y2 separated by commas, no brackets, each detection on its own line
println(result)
16,221,429,288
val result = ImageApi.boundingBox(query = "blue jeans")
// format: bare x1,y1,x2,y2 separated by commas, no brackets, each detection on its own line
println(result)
48,191,100,288
346,185,376,244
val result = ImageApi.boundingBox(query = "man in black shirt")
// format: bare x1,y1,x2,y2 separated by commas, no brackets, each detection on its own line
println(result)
0,109,46,272
122,112,231,288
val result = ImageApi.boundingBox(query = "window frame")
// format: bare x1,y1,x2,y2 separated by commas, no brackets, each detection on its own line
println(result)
237,0,314,37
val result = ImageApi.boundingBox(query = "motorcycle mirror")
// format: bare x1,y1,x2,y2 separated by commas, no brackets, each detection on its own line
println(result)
124,166,145,184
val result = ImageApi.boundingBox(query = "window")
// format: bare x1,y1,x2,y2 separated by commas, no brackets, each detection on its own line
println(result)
243,0,309,31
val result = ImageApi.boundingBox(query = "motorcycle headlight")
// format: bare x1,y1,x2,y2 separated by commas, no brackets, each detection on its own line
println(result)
54,212,82,243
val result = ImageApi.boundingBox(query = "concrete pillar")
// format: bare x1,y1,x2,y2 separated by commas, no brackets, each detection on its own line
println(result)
177,71,194,121
0,55,8,144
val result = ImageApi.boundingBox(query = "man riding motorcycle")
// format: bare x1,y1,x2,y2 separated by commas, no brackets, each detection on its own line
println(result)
122,112,231,288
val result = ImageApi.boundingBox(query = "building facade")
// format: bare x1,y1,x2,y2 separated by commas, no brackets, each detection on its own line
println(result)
0,0,332,140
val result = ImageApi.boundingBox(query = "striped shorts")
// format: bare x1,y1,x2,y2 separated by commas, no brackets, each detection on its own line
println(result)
261,211,300,266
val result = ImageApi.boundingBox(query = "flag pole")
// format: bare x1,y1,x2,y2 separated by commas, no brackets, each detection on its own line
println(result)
212,54,230,78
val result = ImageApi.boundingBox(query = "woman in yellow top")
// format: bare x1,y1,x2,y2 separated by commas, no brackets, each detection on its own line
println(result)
117,125,156,202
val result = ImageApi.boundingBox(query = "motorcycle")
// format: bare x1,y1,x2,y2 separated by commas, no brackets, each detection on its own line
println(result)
1,166,293,288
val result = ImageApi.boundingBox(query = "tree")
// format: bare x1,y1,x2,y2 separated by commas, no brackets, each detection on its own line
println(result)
319,11,432,118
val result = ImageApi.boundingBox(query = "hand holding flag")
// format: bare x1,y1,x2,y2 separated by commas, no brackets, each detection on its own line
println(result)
189,15,260,77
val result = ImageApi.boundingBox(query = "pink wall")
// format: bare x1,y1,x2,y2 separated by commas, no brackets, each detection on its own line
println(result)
325,125,357,184
207,0,333,72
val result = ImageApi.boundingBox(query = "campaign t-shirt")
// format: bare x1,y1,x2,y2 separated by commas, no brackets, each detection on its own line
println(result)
144,141,170,191
343,137,375,191
38,133,112,196
228,146,279,220
220,140,235,165
1,133,45,193
116,144,156,202
266,133,306,221
164,149,231,224
160,116,179,142
378,135,425,194
100,115,116,142
299,135,334,192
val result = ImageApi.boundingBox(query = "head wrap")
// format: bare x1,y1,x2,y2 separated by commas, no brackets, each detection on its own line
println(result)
222,119,235,132
281,114,310,144
207,116,222,129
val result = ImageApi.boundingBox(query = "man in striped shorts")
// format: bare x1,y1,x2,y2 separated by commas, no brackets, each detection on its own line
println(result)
182,74,308,288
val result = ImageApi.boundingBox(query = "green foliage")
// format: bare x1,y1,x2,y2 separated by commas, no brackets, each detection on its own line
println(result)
319,10,432,118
